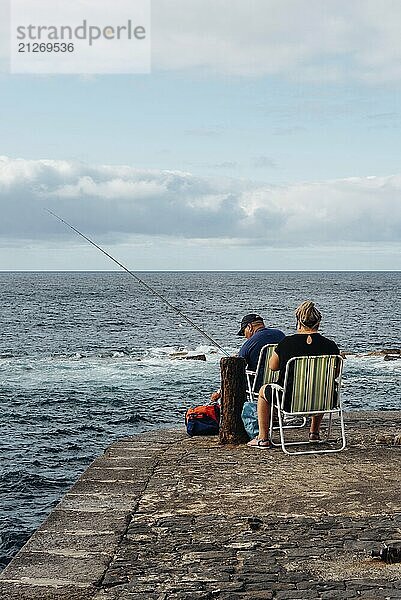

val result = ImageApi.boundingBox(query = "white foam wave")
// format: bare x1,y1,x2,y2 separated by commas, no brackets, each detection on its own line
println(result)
0,345,223,389
2,348,398,398
345,354,401,374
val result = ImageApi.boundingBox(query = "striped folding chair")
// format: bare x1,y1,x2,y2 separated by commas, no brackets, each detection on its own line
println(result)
245,344,279,402
269,355,346,455
243,344,306,436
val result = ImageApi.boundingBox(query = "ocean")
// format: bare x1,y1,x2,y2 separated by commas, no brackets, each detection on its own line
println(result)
0,271,400,569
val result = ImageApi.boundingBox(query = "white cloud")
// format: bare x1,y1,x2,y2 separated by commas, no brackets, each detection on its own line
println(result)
3,1,401,82
151,0,401,82
0,156,400,249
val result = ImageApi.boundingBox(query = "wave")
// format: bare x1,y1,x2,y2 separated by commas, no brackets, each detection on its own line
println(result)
0,522,33,569
1,344,399,365
0,343,226,362
79,423,106,432
345,354,401,373
109,413,149,425
0,470,71,494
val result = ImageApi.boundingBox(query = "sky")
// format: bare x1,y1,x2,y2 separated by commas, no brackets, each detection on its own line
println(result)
0,0,400,270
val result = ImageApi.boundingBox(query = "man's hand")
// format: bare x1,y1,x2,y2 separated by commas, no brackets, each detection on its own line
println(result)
210,390,221,402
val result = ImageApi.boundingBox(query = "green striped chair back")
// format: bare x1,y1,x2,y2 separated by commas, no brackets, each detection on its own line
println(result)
262,344,280,385
286,355,340,413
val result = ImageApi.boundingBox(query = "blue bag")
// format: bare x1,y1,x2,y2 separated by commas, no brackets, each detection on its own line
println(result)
185,403,220,437
241,401,259,439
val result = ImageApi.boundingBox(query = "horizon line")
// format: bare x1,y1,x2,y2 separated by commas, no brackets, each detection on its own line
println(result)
0,269,400,274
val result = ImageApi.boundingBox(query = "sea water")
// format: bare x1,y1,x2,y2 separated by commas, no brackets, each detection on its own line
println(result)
0,271,400,569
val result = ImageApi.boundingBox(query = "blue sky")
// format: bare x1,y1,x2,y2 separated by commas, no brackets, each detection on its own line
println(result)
0,0,400,270
1,74,401,184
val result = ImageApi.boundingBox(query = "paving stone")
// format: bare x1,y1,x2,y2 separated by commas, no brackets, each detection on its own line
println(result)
272,583,297,590
224,594,273,600
0,582,97,600
274,591,309,599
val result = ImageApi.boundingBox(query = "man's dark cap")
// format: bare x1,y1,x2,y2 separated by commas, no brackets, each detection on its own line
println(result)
237,313,264,336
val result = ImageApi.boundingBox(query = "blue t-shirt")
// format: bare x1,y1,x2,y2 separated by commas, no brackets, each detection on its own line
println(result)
239,327,285,390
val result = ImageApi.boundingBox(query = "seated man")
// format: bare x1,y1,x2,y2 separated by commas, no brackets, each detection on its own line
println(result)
247,301,340,448
211,313,285,401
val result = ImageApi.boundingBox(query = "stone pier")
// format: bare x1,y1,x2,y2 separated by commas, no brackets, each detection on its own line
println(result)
1,411,401,599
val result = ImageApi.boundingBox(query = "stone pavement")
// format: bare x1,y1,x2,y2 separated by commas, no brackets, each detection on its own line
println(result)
1,411,401,600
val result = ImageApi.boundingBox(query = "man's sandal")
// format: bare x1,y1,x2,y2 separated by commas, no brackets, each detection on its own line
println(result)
247,437,271,449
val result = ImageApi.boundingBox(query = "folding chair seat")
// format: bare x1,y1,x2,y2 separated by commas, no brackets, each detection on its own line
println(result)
269,354,346,455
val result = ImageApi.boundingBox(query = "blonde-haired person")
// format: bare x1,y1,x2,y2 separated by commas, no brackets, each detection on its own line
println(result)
247,301,340,449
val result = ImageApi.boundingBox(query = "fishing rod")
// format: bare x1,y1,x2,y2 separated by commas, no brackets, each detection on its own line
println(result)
45,209,230,356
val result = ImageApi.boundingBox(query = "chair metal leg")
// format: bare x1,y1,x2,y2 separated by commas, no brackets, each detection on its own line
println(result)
327,413,333,440
272,407,346,455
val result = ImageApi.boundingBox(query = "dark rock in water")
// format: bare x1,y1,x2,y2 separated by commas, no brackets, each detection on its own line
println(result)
184,354,207,361
368,349,401,356
345,349,401,358
172,352,207,361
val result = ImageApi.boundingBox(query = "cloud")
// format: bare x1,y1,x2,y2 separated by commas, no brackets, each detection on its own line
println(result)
151,0,401,83
3,1,401,83
0,156,400,248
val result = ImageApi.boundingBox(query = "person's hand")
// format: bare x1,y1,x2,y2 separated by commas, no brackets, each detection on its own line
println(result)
210,390,221,402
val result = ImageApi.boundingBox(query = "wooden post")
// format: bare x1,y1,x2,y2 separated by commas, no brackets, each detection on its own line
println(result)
219,356,249,445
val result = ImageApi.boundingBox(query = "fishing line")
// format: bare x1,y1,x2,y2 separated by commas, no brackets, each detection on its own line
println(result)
45,209,229,356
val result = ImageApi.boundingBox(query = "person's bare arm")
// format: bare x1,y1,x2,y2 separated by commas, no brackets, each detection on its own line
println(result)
269,351,280,371
210,389,221,401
